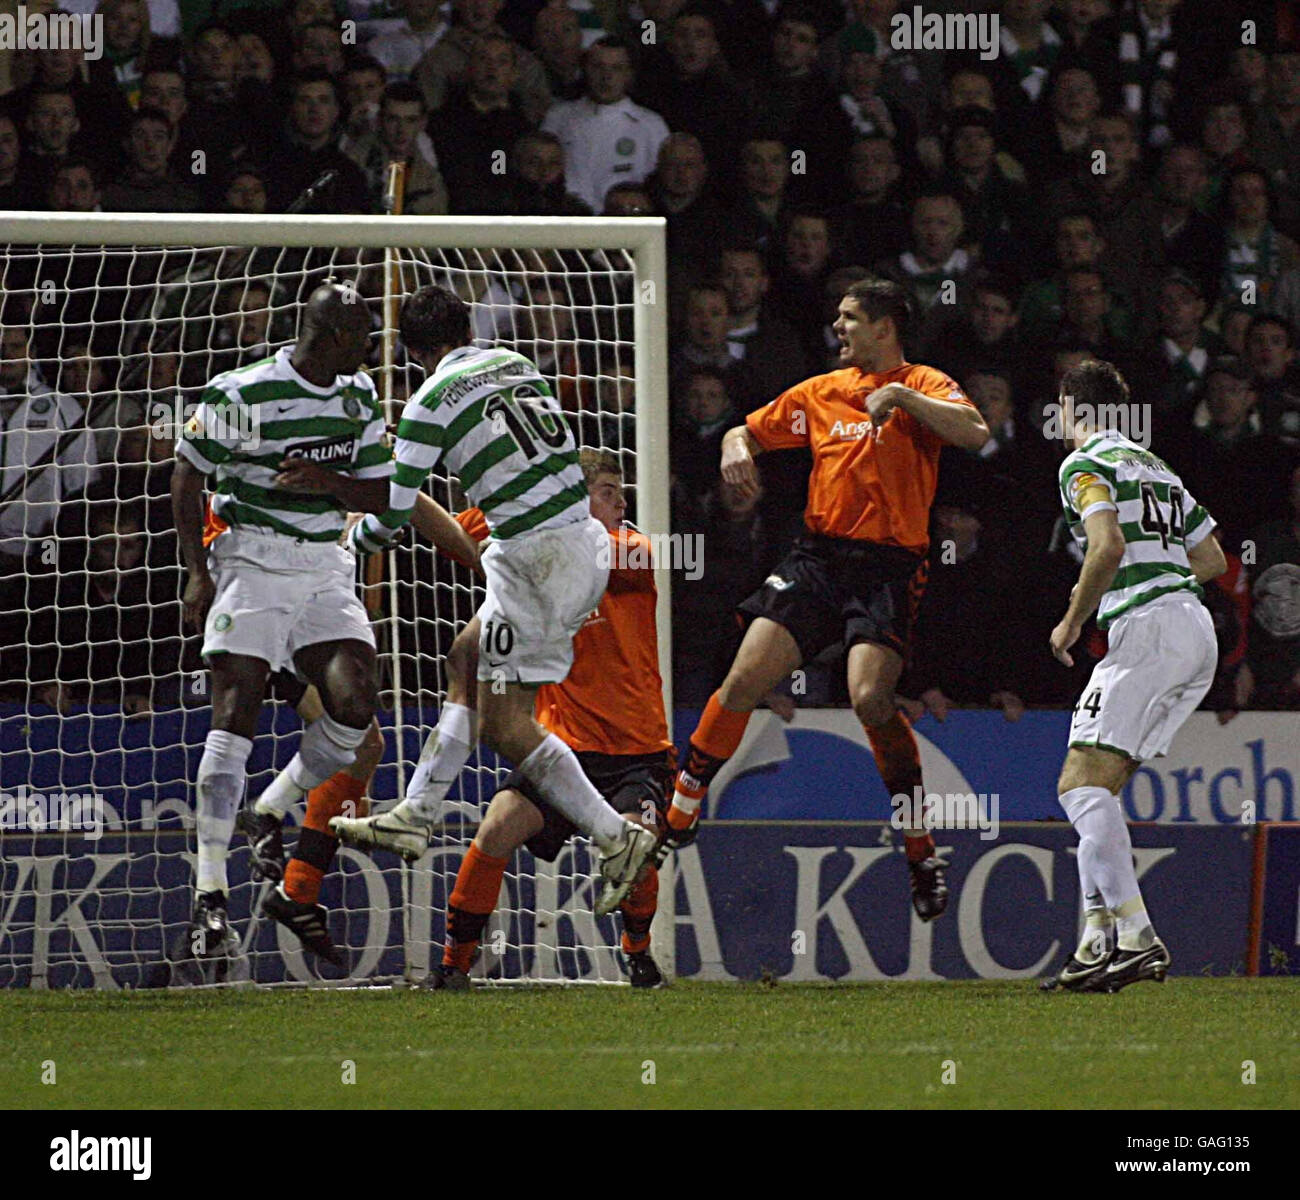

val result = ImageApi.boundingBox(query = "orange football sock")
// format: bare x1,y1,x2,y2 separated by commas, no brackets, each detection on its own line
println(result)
284,772,369,905
443,842,507,973
864,710,933,862
669,692,752,828
619,864,659,955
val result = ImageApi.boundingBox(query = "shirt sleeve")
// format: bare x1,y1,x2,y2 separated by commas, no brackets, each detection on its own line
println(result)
1064,470,1118,524
353,381,395,481
350,395,444,553
745,378,817,450
175,384,245,475
1181,485,1216,549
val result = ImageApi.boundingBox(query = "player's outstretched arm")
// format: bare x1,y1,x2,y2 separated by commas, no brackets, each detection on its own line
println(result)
410,493,484,575
720,425,763,500
872,384,989,450
171,457,215,630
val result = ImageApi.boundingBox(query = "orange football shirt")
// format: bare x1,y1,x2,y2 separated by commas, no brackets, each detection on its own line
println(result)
745,362,973,553
202,500,227,547
454,509,670,756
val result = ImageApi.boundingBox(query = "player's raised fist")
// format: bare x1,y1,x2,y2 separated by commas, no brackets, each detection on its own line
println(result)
720,429,760,500
866,382,906,427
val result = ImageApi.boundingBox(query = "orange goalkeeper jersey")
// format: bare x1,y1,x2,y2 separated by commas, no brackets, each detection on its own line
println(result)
745,362,973,553
203,501,227,547
455,508,670,756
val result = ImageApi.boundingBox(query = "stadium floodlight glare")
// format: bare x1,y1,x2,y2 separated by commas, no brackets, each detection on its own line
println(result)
0,212,672,989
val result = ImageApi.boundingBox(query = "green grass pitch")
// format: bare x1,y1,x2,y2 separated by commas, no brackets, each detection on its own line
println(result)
3,979,1297,1109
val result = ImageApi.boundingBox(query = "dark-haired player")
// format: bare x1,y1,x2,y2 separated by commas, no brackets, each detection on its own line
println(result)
666,278,989,921
1041,360,1226,993
330,285,657,916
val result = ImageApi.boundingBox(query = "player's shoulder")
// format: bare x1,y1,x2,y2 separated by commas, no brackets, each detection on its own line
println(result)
204,352,282,401
904,364,967,400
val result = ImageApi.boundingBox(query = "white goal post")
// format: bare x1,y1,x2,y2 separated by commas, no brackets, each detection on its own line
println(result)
0,212,673,988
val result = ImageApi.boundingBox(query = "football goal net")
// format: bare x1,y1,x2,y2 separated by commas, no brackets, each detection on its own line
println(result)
0,211,672,989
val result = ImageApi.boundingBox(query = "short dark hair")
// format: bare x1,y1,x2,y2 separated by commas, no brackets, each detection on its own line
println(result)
970,269,1020,308
843,278,912,346
345,54,386,79
1246,312,1294,347
129,105,173,131
1059,358,1130,409
381,81,426,110
400,285,470,354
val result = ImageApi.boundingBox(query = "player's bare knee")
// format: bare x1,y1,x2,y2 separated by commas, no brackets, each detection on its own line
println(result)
850,685,894,730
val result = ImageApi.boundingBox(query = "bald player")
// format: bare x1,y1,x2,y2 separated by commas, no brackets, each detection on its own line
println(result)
173,282,393,964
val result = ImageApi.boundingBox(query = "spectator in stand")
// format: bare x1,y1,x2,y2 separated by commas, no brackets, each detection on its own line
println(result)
729,136,791,249
235,31,276,86
414,0,551,124
958,367,1058,503
1127,268,1225,431
826,135,908,269
540,36,669,216
1049,267,1133,362
138,66,192,167
797,46,915,206
1244,313,1300,445
631,3,753,177
0,305,100,579
1019,211,1137,346
290,22,349,82
268,74,371,212
1238,459,1300,709
1048,110,1166,296
1250,44,1300,239
89,0,175,110
101,106,200,212
649,132,722,288
367,0,449,83
503,130,590,215
671,282,758,406
23,86,85,205
517,272,580,413
938,271,1025,388
1155,142,1224,297
0,114,37,210
975,0,1063,128
941,105,1033,272
46,157,103,212
1219,164,1300,311
1112,0,1204,152
1164,357,1293,553
431,33,533,214
601,178,655,213
751,3,834,149
1052,0,1121,90
532,2,585,102
769,208,836,366
185,23,269,171
671,363,736,497
6,43,131,155
344,82,449,214
717,243,809,403
22,499,188,714
339,56,388,152
1199,91,1254,206
1229,41,1271,110
874,190,974,351
671,474,774,706
1018,65,1102,188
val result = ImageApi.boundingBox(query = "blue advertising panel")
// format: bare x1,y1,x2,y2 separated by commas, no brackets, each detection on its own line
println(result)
1255,824,1300,976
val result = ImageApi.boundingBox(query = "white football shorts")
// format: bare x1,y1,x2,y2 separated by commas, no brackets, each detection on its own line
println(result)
1068,589,1217,761
475,515,610,685
202,526,374,673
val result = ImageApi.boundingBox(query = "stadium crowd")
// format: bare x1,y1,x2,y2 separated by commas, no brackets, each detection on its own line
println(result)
0,0,1298,719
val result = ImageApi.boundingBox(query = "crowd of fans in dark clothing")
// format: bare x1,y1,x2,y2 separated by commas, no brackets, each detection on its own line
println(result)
0,0,1298,722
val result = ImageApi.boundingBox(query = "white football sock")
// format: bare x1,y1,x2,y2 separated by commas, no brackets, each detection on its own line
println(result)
1060,785,1150,948
399,702,479,823
196,729,253,895
1113,896,1156,952
1076,905,1114,964
517,733,628,851
255,713,367,817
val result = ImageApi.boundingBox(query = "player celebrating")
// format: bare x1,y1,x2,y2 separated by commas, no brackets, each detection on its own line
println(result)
426,450,673,989
1042,360,1225,993
329,285,657,916
173,283,392,962
665,278,989,921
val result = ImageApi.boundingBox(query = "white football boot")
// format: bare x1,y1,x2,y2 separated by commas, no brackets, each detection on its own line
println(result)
594,822,659,917
330,802,433,862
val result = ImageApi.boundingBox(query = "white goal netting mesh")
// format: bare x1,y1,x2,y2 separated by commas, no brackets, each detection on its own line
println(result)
0,221,664,988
